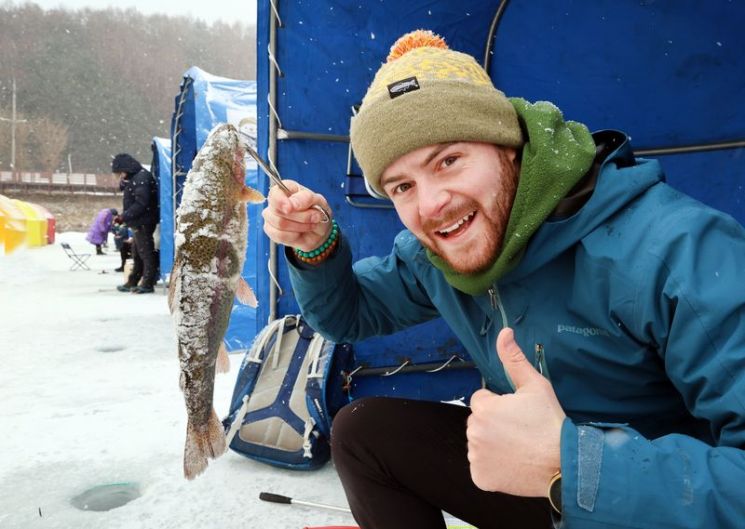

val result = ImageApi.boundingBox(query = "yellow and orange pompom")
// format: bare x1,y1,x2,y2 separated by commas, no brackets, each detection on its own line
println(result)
386,29,448,62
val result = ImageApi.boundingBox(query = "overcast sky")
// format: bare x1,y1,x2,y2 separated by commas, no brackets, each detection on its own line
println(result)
23,0,257,25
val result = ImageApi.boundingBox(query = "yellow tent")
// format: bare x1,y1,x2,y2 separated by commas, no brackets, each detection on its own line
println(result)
27,202,56,244
0,194,28,254
12,199,47,247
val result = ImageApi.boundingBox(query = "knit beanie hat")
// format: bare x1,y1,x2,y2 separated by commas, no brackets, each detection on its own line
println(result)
350,30,524,197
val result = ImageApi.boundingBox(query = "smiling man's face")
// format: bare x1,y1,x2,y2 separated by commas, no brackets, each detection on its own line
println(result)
381,141,519,274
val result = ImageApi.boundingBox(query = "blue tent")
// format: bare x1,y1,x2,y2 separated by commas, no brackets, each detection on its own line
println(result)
166,66,261,351
252,1,745,400
151,136,172,282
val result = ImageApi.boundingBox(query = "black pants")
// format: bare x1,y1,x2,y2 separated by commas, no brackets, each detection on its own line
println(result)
128,223,157,288
331,397,552,529
120,241,132,268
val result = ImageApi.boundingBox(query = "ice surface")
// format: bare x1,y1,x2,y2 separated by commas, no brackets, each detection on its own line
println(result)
0,232,351,529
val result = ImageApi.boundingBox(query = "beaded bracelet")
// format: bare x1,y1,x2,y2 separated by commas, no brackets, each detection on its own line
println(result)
294,236,339,265
294,220,339,264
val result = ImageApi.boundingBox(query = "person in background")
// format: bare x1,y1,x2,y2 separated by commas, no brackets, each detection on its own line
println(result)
152,223,161,281
262,30,745,529
85,207,117,255
111,219,132,273
111,153,159,294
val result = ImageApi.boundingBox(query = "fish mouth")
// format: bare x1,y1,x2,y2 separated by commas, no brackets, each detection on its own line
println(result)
233,150,247,185
434,211,476,239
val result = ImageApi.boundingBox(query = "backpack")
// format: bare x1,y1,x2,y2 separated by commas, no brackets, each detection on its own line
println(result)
223,315,352,470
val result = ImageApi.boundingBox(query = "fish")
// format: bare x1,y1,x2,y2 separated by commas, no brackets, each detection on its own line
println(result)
168,123,265,479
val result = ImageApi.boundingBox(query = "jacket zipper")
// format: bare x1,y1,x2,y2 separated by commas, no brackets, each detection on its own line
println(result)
487,285,509,328
488,285,516,390
489,286,550,382
534,343,545,375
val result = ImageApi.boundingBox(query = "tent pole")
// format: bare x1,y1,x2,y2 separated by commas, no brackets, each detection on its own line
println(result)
268,0,280,323
171,76,192,255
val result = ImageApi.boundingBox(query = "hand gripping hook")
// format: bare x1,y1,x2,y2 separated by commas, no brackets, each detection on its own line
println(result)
239,131,331,223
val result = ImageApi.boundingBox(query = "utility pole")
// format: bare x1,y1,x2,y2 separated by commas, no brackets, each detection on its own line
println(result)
11,78,17,175
0,78,28,181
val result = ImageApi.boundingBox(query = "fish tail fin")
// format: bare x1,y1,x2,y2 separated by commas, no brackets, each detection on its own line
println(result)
183,409,227,480
216,342,231,374
235,276,258,307
239,185,265,204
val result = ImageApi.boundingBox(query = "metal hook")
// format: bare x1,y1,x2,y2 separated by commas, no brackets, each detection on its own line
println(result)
382,359,411,377
345,365,364,380
425,354,462,373
342,365,365,392
238,131,331,223
266,258,283,296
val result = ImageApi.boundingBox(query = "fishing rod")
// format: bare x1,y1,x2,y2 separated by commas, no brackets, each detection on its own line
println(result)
259,491,476,528
259,491,350,513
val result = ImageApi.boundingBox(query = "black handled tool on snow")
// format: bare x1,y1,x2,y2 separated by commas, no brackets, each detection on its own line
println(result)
259,491,351,513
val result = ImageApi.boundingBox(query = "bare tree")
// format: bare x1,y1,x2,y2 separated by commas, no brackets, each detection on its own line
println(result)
31,116,68,173
1,4,256,172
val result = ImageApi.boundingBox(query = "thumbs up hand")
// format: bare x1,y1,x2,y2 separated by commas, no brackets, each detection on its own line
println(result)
466,327,566,497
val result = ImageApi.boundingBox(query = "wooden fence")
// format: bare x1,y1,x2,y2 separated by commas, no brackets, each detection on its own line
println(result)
0,171,120,194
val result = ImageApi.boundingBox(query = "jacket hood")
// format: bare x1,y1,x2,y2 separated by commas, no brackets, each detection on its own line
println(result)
111,153,142,174
502,131,664,282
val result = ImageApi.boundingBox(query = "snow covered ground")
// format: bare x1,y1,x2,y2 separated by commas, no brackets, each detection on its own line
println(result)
0,232,353,529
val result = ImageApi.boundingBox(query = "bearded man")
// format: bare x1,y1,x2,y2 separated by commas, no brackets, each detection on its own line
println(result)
262,30,745,529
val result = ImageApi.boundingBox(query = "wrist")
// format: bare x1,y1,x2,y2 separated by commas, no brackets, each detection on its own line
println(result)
294,219,339,265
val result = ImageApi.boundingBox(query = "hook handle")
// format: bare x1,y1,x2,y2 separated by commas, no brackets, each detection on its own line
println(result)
240,131,331,224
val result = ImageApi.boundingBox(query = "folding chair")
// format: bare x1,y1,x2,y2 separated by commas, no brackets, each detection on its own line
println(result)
60,242,91,271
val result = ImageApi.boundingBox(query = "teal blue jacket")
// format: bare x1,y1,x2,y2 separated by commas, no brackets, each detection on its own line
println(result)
288,132,745,528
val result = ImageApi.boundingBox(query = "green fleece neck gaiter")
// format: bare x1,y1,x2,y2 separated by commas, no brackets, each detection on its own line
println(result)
427,98,597,295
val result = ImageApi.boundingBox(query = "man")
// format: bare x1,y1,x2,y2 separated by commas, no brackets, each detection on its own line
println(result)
262,30,745,529
112,153,159,294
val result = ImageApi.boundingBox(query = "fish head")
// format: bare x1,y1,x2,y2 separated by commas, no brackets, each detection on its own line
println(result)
209,123,248,195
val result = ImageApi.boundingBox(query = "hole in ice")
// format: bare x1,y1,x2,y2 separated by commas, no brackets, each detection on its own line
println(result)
96,345,125,353
70,482,141,511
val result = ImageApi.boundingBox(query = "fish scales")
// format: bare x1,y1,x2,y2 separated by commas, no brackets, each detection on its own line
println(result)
169,123,264,479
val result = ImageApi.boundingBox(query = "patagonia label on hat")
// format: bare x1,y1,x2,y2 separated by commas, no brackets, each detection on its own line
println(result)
387,76,420,99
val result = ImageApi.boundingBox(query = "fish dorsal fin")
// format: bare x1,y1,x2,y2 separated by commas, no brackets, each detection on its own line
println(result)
240,185,265,204
236,277,258,308
167,259,180,314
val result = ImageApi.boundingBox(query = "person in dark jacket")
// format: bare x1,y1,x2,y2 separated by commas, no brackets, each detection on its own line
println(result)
261,31,745,529
111,220,132,272
111,153,159,294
